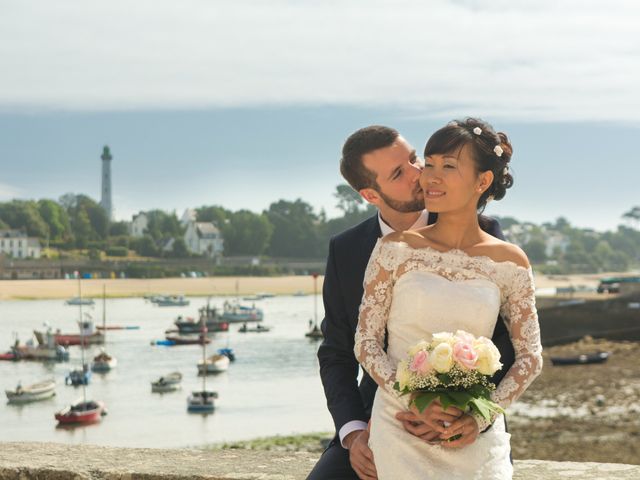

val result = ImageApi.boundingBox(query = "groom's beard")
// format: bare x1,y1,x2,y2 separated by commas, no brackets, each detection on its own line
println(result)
377,188,424,213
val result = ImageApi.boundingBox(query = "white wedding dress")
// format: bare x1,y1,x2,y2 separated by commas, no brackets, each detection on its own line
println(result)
354,239,543,480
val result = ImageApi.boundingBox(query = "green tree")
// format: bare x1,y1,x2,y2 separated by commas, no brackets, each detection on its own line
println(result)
109,221,129,236
0,200,49,238
224,210,273,255
169,238,189,258
132,235,159,257
522,238,547,264
38,199,72,242
265,199,322,258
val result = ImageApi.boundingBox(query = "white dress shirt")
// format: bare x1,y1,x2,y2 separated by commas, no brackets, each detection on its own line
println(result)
339,209,430,448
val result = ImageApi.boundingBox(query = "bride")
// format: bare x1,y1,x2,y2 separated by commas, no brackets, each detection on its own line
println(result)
354,118,543,479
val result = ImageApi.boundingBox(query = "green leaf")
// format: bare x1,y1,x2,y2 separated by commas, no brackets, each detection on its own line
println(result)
413,392,439,413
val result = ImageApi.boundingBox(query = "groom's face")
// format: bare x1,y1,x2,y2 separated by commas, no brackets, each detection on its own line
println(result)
360,136,424,213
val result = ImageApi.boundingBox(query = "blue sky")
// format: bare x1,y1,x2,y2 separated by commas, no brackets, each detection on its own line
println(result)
1,1,639,231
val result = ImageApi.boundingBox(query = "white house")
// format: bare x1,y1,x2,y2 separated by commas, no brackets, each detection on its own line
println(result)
129,212,149,238
0,230,41,258
184,222,224,258
544,231,571,258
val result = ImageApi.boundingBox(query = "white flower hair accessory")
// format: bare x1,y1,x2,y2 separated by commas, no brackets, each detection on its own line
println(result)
502,167,509,176
494,145,504,157
473,127,482,135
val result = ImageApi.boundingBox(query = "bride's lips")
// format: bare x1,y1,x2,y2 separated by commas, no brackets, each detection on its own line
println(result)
425,189,445,199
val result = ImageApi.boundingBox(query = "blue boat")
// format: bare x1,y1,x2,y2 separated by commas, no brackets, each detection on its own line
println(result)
65,366,91,386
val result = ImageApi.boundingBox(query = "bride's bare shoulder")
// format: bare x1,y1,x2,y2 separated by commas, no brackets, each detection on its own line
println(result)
483,240,530,269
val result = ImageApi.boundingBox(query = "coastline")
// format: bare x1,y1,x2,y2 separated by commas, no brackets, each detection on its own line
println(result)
0,271,617,300
0,276,321,300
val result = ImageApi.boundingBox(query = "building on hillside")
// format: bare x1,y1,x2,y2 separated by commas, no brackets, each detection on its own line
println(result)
129,212,149,238
184,222,223,258
181,208,197,226
544,231,571,257
0,230,41,259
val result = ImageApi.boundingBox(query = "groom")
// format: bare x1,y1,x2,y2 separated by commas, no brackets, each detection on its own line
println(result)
307,126,516,480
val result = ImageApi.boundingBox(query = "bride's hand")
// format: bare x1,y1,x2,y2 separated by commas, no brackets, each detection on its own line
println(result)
404,399,463,439
439,414,479,449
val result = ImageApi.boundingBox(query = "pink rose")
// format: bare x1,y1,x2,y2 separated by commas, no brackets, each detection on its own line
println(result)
409,350,432,375
453,341,478,370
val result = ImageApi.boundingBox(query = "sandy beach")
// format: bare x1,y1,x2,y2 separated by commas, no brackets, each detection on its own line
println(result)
0,271,619,300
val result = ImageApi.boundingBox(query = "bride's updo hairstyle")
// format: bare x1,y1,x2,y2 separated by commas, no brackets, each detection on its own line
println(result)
424,118,513,212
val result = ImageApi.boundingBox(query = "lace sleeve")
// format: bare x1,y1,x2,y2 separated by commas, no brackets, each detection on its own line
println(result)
476,266,543,430
354,239,402,397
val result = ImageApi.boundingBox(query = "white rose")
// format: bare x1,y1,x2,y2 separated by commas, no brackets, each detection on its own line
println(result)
430,342,454,373
475,342,503,375
430,332,455,348
395,361,412,390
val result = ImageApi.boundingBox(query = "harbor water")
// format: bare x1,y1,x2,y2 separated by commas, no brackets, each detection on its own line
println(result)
0,295,333,447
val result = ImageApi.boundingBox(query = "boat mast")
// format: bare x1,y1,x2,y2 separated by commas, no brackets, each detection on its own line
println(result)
102,285,107,340
201,317,207,393
78,273,87,405
313,273,318,328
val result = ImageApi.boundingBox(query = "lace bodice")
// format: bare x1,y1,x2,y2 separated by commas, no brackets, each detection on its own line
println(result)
354,238,543,428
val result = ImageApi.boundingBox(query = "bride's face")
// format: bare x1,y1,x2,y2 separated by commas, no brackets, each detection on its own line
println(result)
419,143,492,213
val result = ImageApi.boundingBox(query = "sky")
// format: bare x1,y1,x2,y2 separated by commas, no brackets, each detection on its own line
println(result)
1,1,639,231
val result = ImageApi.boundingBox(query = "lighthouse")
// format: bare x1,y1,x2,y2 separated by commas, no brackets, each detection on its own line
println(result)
100,146,114,221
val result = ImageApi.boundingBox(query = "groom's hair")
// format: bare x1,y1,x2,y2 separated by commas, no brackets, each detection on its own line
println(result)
340,125,399,191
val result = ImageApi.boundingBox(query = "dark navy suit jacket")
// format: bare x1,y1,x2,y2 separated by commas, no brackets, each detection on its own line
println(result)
317,213,516,436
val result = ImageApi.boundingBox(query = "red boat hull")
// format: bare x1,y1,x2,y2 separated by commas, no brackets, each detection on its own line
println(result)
55,402,105,424
54,333,104,346
0,352,16,361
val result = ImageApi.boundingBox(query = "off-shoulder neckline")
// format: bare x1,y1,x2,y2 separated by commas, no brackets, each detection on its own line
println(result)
381,238,533,273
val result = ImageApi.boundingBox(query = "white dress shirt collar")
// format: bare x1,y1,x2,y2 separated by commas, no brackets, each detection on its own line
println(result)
378,210,429,236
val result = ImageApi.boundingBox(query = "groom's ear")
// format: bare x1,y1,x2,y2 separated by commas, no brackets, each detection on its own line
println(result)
360,188,380,206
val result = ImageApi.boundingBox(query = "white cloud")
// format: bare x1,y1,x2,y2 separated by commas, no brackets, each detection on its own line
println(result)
0,0,638,121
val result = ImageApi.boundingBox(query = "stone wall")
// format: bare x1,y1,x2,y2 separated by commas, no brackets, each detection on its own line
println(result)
0,443,638,479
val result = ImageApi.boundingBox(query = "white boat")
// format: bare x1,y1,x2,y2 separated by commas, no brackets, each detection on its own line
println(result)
151,372,182,393
92,349,117,372
66,297,95,306
6,379,56,403
154,295,190,307
220,300,264,322
197,354,230,374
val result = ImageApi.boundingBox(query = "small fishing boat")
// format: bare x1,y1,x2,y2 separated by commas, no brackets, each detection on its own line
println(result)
187,391,218,413
6,380,56,403
221,300,264,323
305,324,323,339
13,329,70,361
151,372,182,393
50,318,105,346
65,366,91,386
154,295,190,307
55,399,106,425
165,334,211,345
550,351,610,366
238,323,271,333
173,310,228,334
0,352,16,361
293,290,307,297
65,297,95,306
92,349,117,372
197,354,230,374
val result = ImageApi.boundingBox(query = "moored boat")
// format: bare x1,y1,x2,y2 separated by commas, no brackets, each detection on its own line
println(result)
197,354,230,374
92,349,117,372
66,297,95,306
221,301,264,323
154,295,190,307
66,366,91,386
6,380,56,403
50,318,104,346
550,351,610,366
165,334,211,345
187,391,217,413
151,372,182,393
55,400,106,425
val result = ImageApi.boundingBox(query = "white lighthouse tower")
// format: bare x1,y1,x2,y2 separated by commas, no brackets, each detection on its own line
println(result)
100,145,114,221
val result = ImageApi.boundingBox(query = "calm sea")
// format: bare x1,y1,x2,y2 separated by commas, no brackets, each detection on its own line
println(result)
0,295,333,447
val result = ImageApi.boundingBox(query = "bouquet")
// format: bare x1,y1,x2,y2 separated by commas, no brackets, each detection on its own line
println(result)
394,330,505,423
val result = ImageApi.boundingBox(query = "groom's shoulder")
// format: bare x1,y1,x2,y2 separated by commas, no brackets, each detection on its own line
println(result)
331,214,379,247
